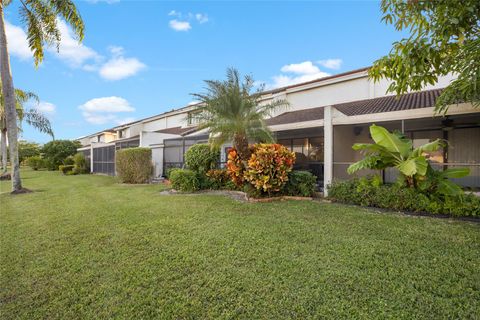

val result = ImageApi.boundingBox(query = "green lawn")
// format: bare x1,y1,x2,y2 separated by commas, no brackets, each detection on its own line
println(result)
1,169,479,319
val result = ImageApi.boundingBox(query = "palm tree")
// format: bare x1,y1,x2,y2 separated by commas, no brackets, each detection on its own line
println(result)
0,0,84,192
192,68,289,161
1,86,54,173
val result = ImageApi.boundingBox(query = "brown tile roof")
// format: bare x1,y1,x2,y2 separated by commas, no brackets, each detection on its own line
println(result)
335,89,442,116
266,89,443,125
266,107,324,126
155,126,197,135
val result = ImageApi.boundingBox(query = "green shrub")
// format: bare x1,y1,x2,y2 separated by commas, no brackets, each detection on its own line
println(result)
206,169,230,190
63,156,75,166
328,177,480,217
170,169,199,192
59,165,75,175
165,167,180,179
25,156,45,170
116,147,153,184
283,171,317,197
185,144,220,174
19,140,41,163
42,140,81,170
73,153,89,174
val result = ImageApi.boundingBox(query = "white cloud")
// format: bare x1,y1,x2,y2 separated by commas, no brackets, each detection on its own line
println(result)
168,10,179,16
280,61,320,75
266,60,332,89
48,19,101,68
79,96,134,113
317,58,343,70
35,102,56,114
98,47,146,81
195,13,209,24
5,21,31,60
79,96,135,125
169,20,191,32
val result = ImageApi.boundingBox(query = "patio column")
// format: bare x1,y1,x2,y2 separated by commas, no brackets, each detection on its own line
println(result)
323,105,333,196
90,144,94,173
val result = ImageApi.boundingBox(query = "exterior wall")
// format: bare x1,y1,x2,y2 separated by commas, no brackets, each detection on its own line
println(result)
142,117,168,132
151,147,164,178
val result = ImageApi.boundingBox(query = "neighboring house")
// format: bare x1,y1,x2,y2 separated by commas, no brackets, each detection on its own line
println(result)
77,67,480,192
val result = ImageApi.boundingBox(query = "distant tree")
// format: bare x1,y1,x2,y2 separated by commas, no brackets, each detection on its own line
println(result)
42,140,81,170
192,68,289,161
0,0,84,192
369,0,480,114
1,85,53,173
18,140,41,163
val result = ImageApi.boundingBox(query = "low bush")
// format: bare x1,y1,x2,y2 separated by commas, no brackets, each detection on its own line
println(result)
59,165,75,175
169,169,199,192
227,144,295,196
244,144,295,195
73,153,89,174
185,144,220,174
283,171,317,197
63,156,75,166
165,167,180,179
328,177,480,217
25,156,45,170
206,169,230,190
116,148,153,184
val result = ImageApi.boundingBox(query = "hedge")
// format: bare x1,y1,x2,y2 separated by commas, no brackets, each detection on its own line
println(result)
185,144,220,174
328,178,480,217
116,148,153,184
169,169,199,192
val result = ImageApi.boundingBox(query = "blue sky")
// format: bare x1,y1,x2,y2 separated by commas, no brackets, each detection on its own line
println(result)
5,0,404,143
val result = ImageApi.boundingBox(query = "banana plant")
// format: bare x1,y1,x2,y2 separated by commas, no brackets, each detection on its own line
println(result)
347,124,468,191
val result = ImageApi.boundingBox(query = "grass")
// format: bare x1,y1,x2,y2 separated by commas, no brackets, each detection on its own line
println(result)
1,169,479,319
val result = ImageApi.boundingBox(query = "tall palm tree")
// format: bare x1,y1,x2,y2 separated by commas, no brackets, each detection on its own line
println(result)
192,68,289,161
0,0,84,192
1,86,54,173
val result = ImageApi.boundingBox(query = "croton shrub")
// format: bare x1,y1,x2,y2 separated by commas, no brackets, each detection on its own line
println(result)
227,143,296,195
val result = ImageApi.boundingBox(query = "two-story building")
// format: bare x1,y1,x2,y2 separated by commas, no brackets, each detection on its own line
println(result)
77,67,480,193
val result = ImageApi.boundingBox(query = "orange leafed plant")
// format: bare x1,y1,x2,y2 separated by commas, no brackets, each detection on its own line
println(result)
227,143,295,195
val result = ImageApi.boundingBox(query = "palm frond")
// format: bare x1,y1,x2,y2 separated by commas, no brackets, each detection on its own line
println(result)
24,108,54,138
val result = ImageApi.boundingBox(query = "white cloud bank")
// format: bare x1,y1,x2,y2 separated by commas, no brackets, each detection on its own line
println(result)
317,58,342,70
168,11,209,31
6,20,145,81
50,19,100,68
99,46,146,81
266,59,343,89
169,20,191,32
5,21,32,60
35,102,56,114
79,96,135,125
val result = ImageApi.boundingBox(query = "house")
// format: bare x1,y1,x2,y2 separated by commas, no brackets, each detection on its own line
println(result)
77,67,480,194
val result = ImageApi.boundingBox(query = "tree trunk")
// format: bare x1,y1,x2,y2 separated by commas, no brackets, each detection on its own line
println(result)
233,132,250,161
0,6,22,192
1,128,7,173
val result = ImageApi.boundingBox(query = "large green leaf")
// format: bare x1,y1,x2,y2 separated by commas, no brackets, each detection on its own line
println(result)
442,167,470,178
369,124,411,158
412,139,444,157
396,156,427,177
347,155,384,174
437,179,464,196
